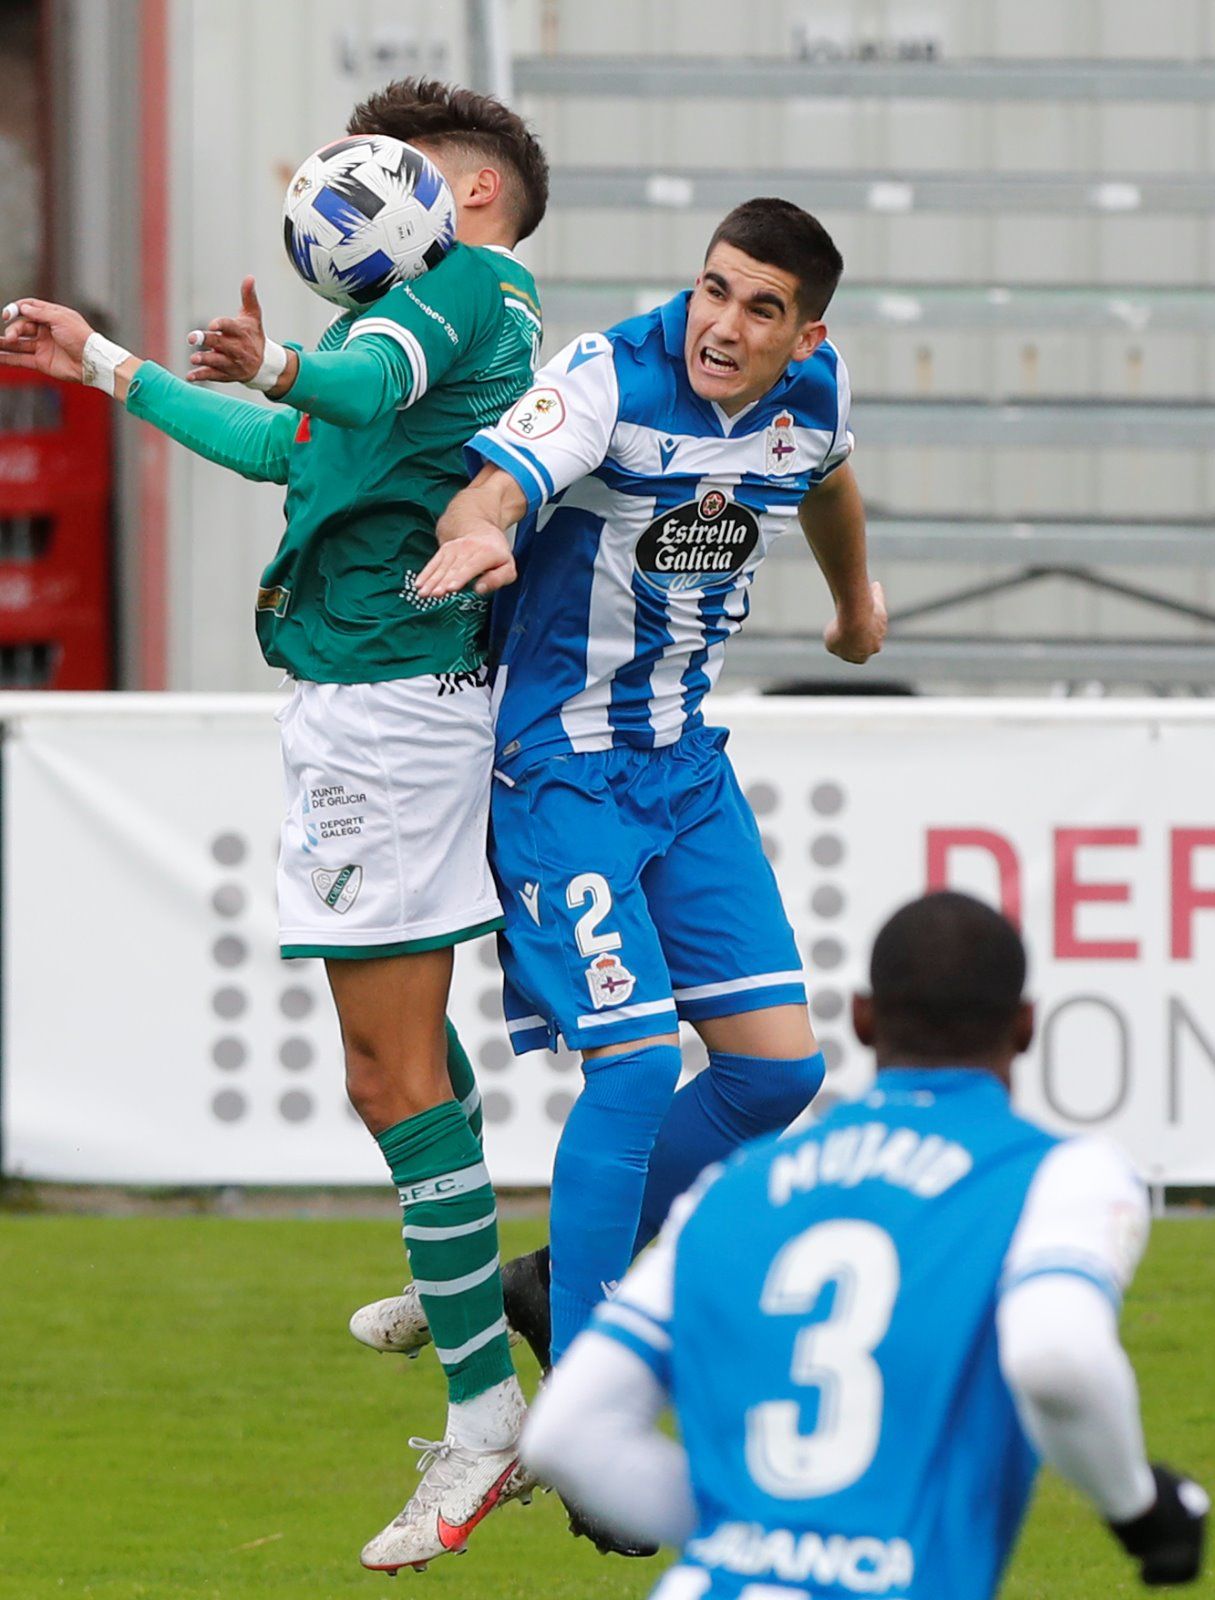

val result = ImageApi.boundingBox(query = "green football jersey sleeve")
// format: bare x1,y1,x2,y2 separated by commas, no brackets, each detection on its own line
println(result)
125,363,296,483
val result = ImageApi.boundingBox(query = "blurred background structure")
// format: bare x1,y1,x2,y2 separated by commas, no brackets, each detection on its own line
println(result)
14,0,1215,695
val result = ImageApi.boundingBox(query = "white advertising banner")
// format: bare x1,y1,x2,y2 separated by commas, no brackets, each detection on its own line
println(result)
4,697,1214,1186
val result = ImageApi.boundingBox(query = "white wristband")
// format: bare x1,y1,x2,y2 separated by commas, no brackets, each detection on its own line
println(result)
81,332,133,396
244,339,289,394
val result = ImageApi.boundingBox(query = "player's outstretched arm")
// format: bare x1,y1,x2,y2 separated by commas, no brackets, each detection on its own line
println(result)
997,1139,1207,1586
0,297,295,484
417,465,529,598
798,462,887,663
0,299,142,396
523,1331,697,1549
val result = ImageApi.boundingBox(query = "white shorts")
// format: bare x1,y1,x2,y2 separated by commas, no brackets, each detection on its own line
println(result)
276,674,503,958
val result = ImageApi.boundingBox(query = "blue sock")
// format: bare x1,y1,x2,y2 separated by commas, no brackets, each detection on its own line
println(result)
634,1049,826,1252
549,1042,682,1363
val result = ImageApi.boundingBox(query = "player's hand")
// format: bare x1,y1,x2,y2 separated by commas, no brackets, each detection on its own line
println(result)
186,276,267,384
0,299,94,383
824,580,887,664
1109,1464,1208,1586
417,529,517,598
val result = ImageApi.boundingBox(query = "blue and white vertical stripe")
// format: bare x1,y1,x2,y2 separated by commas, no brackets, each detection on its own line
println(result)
469,292,852,769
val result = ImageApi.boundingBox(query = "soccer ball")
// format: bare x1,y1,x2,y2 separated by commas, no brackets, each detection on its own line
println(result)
282,135,457,311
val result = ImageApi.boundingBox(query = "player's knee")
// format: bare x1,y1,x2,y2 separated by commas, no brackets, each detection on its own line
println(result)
708,1049,825,1137
581,1041,683,1122
342,1039,447,1129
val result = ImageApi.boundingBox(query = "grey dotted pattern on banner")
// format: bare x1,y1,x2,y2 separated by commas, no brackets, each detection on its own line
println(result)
545,1090,575,1125
483,1089,513,1125
807,785,849,1074
207,829,329,1128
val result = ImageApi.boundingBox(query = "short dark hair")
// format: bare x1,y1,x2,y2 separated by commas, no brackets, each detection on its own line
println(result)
868,891,1027,1061
706,198,843,320
347,77,549,242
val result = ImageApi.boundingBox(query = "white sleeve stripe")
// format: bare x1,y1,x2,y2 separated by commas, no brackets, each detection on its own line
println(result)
484,434,551,504
346,317,429,403
598,1301,673,1351
505,296,543,332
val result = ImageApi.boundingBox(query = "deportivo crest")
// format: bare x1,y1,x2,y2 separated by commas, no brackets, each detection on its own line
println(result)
506,386,566,440
585,952,636,1010
766,410,797,475
634,490,760,595
311,864,363,913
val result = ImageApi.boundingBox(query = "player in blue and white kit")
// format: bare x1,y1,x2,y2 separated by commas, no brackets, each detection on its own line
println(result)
524,892,1208,1598
415,200,887,1405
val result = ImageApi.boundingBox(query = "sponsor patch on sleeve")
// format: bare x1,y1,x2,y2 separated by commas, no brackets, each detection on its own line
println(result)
506,387,566,440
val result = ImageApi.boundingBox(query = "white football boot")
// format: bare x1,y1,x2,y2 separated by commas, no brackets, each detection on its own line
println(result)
348,1282,435,1359
360,1434,534,1572
350,1249,551,1366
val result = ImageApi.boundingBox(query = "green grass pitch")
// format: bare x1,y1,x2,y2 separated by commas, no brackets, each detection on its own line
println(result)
0,1213,1210,1599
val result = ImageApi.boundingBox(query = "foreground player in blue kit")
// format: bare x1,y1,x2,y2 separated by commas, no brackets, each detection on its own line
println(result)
524,892,1208,1599
413,200,886,1398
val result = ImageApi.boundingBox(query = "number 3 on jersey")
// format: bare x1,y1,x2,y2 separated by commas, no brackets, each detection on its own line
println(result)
746,1220,900,1498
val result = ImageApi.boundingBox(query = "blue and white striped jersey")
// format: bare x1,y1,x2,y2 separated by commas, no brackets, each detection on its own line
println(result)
465,292,852,769
594,1070,1150,1600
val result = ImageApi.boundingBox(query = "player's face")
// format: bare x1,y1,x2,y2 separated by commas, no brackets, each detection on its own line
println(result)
685,243,827,415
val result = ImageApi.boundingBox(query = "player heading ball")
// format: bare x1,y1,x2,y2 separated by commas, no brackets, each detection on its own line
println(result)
409,198,886,1407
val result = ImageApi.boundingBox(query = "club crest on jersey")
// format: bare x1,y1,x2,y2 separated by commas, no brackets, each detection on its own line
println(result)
585,952,636,1010
257,584,291,617
766,410,797,475
311,864,362,913
507,387,565,440
634,490,760,595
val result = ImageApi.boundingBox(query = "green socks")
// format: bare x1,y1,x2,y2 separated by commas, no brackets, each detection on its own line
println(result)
376,1099,514,1403
445,1020,483,1142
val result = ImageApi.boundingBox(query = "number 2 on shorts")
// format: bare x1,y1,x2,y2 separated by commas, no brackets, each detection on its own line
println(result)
566,872,622,958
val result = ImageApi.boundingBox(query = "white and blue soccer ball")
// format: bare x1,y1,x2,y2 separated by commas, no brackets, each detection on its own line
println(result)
282,135,457,311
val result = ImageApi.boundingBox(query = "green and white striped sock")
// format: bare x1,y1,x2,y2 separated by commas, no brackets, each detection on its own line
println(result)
376,1100,514,1404
444,1020,482,1143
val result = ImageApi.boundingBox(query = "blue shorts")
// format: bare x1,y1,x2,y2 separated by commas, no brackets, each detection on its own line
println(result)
491,726,807,1055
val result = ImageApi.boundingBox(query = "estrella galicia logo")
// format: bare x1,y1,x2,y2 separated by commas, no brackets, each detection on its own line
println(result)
311,864,363,914
634,490,760,595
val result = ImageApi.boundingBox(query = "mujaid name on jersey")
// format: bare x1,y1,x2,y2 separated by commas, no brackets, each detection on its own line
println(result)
687,1523,914,1594
769,1124,973,1207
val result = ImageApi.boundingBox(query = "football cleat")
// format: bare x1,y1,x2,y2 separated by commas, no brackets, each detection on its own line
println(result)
349,1247,553,1372
360,1435,534,1573
566,1500,660,1559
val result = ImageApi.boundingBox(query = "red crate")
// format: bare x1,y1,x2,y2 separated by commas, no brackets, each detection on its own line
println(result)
0,366,112,687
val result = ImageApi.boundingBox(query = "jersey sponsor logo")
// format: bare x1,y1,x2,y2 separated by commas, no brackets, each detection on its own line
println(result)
257,584,291,617
766,410,797,475
658,435,679,472
506,386,566,440
585,952,636,1010
435,668,489,696
520,881,542,925
310,863,363,914
768,1123,974,1206
687,1523,914,1594
634,490,760,595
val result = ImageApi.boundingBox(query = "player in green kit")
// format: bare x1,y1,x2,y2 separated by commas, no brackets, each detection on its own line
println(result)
0,80,548,1573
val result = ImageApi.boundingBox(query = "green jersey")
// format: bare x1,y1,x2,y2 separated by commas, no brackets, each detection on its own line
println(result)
260,243,541,681
125,242,541,684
